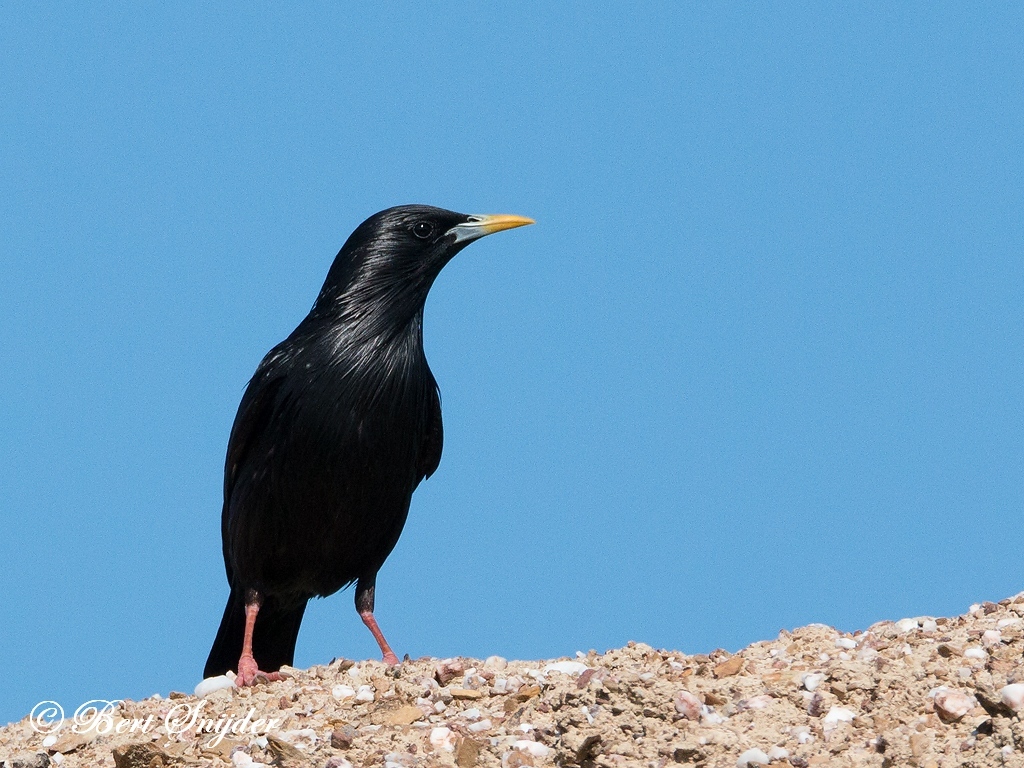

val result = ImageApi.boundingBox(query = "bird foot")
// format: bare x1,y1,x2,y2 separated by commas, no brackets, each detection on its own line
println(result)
382,651,400,666
235,653,283,686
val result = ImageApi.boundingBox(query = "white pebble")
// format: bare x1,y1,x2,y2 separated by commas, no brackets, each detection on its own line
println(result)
513,740,551,758
933,689,976,721
279,729,317,751
347,665,361,679
793,726,814,744
433,700,447,714
430,727,456,752
982,629,1002,646
674,690,703,719
835,637,856,650
467,719,492,733
195,675,235,697
857,647,878,662
736,748,769,767
1000,683,1024,711
543,661,589,676
802,673,825,692
492,678,508,693
895,618,919,633
231,752,255,767
461,707,481,721
518,723,535,732
355,685,375,702
823,706,855,725
332,684,356,700
997,618,1022,629
50,755,64,765
957,667,973,680
42,735,58,748
767,746,789,760
921,619,938,632
964,647,988,659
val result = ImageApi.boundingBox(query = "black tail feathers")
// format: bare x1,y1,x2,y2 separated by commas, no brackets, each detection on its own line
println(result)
203,589,307,679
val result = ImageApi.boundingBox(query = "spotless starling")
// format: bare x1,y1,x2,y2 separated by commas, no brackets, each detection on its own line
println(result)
204,206,534,685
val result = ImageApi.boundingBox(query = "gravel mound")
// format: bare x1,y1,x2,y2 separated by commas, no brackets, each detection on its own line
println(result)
3,595,1023,768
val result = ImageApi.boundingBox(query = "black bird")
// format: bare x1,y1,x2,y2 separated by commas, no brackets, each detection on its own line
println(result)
204,205,533,685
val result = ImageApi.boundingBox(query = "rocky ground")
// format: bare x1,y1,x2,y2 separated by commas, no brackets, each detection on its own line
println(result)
3,595,1024,768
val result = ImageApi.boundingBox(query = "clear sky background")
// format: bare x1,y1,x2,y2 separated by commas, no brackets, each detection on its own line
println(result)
2,3,1021,726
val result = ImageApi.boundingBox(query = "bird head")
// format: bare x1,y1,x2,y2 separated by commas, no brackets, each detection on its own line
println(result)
312,205,534,330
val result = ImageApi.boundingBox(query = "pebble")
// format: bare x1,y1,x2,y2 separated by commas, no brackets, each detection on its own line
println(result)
823,707,855,725
736,748,770,766
332,684,356,700
933,689,976,721
834,637,857,650
195,675,235,697
921,619,938,632
513,740,551,758
355,684,375,702
982,629,1002,646
963,647,987,659
430,727,457,752
767,746,789,760
895,618,919,633
468,719,492,733
674,690,702,719
801,673,825,692
462,707,482,721
1000,683,1024,711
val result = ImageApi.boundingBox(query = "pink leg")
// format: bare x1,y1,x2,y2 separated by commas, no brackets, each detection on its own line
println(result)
356,576,400,665
236,591,284,686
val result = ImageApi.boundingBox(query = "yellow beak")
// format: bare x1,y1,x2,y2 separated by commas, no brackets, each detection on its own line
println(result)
449,213,535,243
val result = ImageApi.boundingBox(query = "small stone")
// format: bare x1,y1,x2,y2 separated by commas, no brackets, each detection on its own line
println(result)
112,745,173,768
834,638,856,650
1000,683,1024,711
895,618,919,633
515,684,542,701
451,687,484,700
467,719,492,733
194,675,236,697
982,629,1002,646
430,727,457,752
963,647,987,659
332,684,356,700
512,740,550,758
933,690,976,722
542,661,589,676
324,758,353,768
355,684,375,702
455,736,482,767
435,659,466,685
484,656,507,670
7,755,50,768
735,748,769,767
713,656,744,678
767,746,789,760
802,673,825,691
382,705,423,726
673,690,702,719
331,726,356,749
822,706,855,726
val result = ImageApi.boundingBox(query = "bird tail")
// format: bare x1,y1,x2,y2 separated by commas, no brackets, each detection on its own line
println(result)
203,588,307,679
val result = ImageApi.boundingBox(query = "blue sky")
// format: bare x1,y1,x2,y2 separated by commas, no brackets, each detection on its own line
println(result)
2,3,1022,726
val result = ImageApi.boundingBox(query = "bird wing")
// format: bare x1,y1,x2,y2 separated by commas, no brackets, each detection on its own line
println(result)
418,383,443,481
220,355,288,577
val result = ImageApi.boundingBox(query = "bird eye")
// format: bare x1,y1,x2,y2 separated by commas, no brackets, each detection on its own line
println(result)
412,222,434,239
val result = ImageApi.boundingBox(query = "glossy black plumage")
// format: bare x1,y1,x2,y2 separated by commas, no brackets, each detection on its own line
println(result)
204,205,532,681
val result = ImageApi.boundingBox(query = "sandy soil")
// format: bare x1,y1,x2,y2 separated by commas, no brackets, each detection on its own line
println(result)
3,594,1023,768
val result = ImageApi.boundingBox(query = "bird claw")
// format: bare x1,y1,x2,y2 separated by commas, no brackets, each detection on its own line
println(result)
382,651,400,666
235,653,283,686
